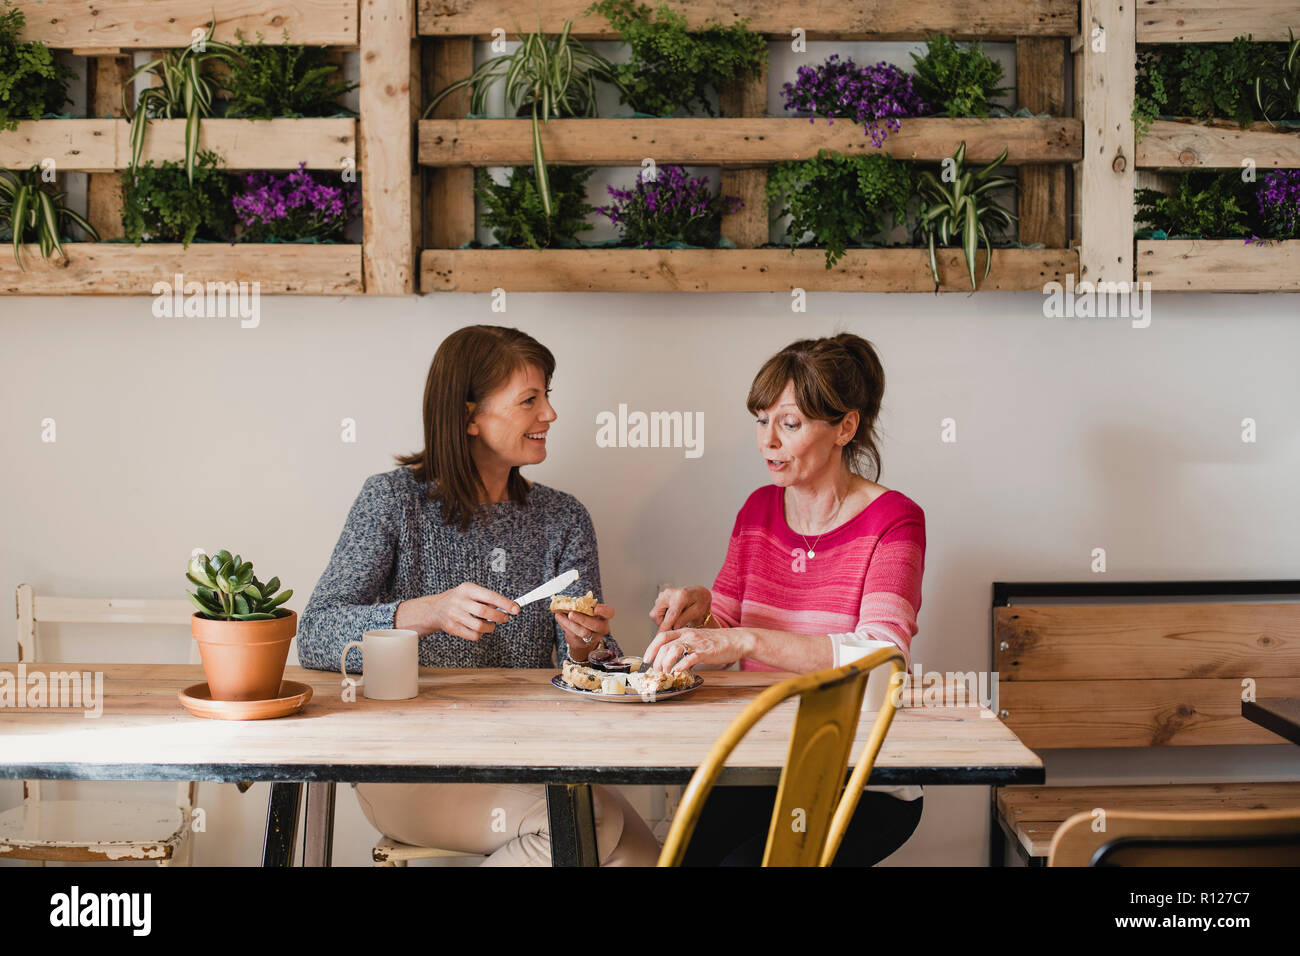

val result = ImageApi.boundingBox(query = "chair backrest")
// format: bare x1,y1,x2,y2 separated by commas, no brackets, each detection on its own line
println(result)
992,581,1300,749
12,583,198,809
1049,807,1300,866
658,646,906,867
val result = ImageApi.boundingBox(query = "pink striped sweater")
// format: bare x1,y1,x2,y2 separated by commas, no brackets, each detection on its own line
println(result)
710,484,926,672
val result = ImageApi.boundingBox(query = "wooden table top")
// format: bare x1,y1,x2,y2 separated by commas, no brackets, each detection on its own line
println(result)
0,663,1043,786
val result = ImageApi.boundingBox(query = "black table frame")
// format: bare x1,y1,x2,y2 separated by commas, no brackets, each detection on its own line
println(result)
1242,698,1300,747
4,759,1045,867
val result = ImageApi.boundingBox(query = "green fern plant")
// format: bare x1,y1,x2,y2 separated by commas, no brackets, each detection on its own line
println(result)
766,149,913,269
909,35,1008,117
475,165,596,249
0,165,99,269
222,29,357,118
0,0,76,131
914,142,1017,290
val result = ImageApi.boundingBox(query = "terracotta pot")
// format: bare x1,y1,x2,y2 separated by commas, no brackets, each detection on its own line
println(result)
192,610,297,701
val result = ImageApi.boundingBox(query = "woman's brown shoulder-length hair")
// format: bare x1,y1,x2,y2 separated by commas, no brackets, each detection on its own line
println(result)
394,325,555,532
746,333,886,481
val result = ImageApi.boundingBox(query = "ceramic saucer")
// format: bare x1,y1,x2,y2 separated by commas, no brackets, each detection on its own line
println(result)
179,680,313,720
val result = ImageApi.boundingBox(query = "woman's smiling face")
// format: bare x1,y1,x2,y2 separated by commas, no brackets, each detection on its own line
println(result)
467,363,556,471
755,380,854,487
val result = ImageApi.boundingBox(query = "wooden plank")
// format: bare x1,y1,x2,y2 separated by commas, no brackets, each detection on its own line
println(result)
86,55,134,239
1016,37,1068,248
424,38,476,251
1137,119,1300,170
1138,239,1300,292
999,678,1300,748
994,603,1300,681
0,119,357,171
1138,0,1300,43
418,117,1084,166
719,62,770,249
421,248,1079,292
998,782,1300,822
0,664,1042,782
417,0,1080,39
1078,0,1135,283
0,244,362,295
19,1,358,50
360,0,417,295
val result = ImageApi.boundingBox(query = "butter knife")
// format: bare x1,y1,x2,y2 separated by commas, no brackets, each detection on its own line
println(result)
512,569,580,609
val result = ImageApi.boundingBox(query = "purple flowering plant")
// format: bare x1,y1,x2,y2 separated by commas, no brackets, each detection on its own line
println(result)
598,164,741,247
231,163,359,242
1254,168,1300,241
779,54,927,148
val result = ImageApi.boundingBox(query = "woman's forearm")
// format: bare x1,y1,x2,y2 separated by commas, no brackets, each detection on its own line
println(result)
735,628,834,673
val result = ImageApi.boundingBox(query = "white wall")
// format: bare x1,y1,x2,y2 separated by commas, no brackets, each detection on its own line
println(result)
3,289,1300,866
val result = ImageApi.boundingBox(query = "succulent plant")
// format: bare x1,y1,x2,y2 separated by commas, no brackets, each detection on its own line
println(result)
186,549,293,620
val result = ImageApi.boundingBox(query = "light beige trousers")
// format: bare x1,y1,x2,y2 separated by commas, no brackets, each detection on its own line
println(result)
354,782,662,866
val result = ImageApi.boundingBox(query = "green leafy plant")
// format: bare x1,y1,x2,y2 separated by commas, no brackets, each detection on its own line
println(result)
222,29,357,118
766,149,913,269
0,0,76,131
187,549,293,621
475,165,596,249
584,0,768,117
0,165,99,268
1255,28,1300,125
423,15,624,224
1135,171,1255,237
1134,38,1281,140
123,20,242,182
909,34,1008,117
121,150,234,246
914,142,1017,290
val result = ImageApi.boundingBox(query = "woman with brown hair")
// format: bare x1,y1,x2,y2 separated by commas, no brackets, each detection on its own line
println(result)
644,332,927,866
296,325,659,866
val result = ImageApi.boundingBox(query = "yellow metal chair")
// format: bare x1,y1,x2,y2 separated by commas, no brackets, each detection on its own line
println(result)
1049,807,1300,866
658,646,907,867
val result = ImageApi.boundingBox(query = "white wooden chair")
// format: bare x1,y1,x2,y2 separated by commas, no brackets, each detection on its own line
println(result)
371,836,481,866
2,583,198,866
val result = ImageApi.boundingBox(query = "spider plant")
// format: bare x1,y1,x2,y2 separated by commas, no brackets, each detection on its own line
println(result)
122,21,242,183
422,14,625,221
0,165,99,269
1255,28,1300,126
914,141,1017,290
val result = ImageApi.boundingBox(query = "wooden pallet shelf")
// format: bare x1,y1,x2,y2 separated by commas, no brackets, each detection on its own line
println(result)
1136,0,1298,43
417,116,1083,167
2,0,413,295
0,118,357,172
1137,240,1300,292
1136,119,1300,170
1128,0,1300,293
416,0,1080,40
420,248,1077,293
20,1,359,50
0,243,362,295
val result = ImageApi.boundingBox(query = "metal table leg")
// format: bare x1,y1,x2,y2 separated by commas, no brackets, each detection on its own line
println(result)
546,783,599,867
303,781,337,867
262,782,302,867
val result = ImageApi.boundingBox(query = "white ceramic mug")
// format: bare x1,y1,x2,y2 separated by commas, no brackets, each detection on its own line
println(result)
838,638,905,713
340,629,419,700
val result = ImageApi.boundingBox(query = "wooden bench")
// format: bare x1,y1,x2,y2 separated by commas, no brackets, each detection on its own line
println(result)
989,580,1300,866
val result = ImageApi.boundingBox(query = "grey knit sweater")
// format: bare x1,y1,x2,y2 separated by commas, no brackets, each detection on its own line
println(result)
297,465,621,673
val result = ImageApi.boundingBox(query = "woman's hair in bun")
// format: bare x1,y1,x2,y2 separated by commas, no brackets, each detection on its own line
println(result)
746,333,886,480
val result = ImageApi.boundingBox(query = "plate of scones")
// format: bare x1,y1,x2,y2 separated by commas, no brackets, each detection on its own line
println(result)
550,592,701,702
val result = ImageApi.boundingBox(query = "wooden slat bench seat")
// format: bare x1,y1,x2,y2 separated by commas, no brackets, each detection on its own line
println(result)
996,782,1300,860
989,581,1300,866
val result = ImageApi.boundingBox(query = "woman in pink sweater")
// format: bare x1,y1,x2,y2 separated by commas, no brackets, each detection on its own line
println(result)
645,332,925,866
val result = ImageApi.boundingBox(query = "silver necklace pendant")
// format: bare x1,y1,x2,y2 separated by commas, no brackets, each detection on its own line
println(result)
807,550,816,558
